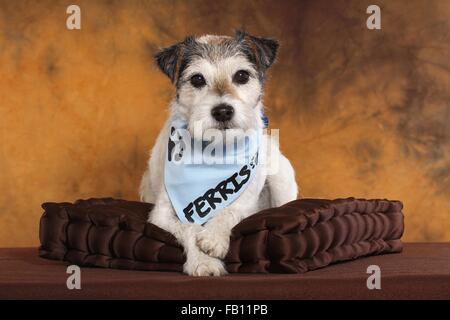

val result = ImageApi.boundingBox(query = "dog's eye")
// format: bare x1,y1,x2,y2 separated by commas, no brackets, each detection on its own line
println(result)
190,74,206,88
233,70,250,85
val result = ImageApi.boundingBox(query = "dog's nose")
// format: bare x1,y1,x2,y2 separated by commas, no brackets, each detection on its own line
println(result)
211,104,234,122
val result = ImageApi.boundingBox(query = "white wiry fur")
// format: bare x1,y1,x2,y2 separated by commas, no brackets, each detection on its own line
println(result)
140,34,298,276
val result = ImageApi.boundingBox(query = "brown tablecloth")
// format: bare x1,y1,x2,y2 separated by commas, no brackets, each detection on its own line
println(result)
1,243,449,300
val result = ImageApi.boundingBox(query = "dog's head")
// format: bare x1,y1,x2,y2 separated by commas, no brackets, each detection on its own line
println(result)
155,31,278,133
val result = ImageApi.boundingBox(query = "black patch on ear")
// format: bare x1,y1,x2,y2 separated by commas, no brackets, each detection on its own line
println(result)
250,36,279,69
235,29,246,42
155,44,180,82
235,30,279,72
154,36,196,83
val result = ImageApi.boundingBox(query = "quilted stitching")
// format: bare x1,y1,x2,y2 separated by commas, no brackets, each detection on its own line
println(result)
39,197,403,273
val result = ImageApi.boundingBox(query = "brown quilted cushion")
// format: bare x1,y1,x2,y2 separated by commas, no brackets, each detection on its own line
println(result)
39,197,404,273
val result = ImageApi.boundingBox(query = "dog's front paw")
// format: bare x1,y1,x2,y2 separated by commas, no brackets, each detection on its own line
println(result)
196,229,230,259
183,254,227,277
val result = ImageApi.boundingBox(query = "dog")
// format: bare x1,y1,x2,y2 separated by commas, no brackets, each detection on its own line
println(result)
140,31,298,276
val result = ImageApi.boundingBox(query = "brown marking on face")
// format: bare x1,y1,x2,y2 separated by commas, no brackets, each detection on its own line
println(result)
213,77,239,98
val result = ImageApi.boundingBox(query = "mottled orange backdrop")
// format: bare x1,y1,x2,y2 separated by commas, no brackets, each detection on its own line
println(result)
0,0,449,247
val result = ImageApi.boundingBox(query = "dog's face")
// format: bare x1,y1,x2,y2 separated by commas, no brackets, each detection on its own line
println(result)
155,31,278,134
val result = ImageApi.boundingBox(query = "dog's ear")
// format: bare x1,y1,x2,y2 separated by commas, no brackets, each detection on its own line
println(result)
236,30,279,70
155,44,179,82
154,36,193,82
251,36,279,68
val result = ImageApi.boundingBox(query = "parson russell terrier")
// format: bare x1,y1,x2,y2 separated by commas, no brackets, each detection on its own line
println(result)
140,31,298,276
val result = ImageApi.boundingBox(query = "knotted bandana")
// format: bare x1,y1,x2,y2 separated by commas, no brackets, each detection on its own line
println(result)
164,117,262,224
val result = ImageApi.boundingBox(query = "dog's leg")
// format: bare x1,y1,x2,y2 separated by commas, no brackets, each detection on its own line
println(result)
196,186,260,259
149,190,227,276
196,211,234,259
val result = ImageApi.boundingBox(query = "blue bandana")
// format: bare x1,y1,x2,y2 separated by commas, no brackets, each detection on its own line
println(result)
164,118,262,225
